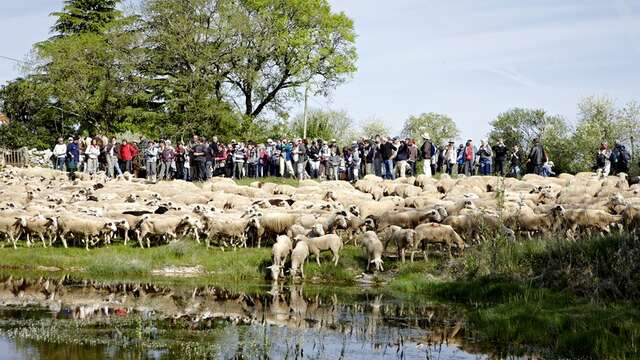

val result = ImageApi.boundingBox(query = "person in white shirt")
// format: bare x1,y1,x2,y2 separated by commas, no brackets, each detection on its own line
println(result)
85,139,100,175
52,137,67,171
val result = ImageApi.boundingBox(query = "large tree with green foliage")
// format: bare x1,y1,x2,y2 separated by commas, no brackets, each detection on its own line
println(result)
401,112,459,145
571,96,640,172
488,108,573,173
51,0,122,36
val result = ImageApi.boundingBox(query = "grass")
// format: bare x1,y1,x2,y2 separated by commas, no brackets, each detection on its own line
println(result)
234,176,300,187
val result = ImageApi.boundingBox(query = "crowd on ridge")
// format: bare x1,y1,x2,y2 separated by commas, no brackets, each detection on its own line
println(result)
50,132,632,182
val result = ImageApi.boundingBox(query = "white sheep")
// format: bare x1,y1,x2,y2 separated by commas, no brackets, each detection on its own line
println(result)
271,235,293,277
300,234,343,266
359,231,384,271
290,240,309,278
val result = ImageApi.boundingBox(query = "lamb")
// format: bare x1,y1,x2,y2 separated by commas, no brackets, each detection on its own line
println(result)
359,231,384,271
247,212,299,247
380,225,416,263
287,223,325,239
271,235,293,277
204,217,251,248
299,234,343,266
290,240,309,278
413,223,466,261
517,205,565,238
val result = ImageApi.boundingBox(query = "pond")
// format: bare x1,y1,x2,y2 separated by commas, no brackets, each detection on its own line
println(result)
0,274,534,359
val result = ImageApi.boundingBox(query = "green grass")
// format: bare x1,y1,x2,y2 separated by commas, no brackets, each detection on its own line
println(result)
234,176,300,187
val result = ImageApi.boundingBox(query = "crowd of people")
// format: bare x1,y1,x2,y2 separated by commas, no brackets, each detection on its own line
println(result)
50,132,632,182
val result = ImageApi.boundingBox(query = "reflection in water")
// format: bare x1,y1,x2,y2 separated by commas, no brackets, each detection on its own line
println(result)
0,275,488,359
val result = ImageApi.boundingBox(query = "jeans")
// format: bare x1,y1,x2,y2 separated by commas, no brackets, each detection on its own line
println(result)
309,160,320,178
509,165,520,178
495,159,505,176
205,160,213,179
234,161,244,179
55,157,66,171
351,166,359,181
464,160,474,176
86,158,98,174
107,155,122,178
480,159,491,175
195,159,206,181
158,161,172,180
296,161,305,180
383,160,395,180
145,160,157,179
122,160,132,174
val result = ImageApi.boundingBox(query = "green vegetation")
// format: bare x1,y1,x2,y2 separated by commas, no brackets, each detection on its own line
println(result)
234,176,300,187
0,0,357,145
401,112,460,145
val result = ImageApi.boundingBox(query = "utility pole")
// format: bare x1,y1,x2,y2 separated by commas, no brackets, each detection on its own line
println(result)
303,81,309,139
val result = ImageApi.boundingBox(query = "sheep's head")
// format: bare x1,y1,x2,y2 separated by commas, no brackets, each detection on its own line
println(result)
266,264,281,281
247,216,261,229
16,216,28,227
551,205,566,217
335,215,348,230
348,205,361,217
311,223,324,236
104,222,117,233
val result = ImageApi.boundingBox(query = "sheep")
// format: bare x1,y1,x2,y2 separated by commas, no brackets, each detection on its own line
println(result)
247,212,299,247
18,215,57,248
299,234,343,266
271,235,293,277
517,205,565,238
380,225,416,263
413,223,466,261
135,215,201,248
56,214,118,250
359,231,384,271
563,209,624,238
0,214,24,249
290,240,309,278
370,209,441,230
287,223,325,239
204,217,251,248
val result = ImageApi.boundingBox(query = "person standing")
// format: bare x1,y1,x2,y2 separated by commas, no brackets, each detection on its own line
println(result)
493,138,507,176
192,138,207,181
85,139,101,175
444,141,456,175
509,145,522,177
408,139,418,176
105,137,123,178
53,137,67,171
307,140,320,178
66,137,80,173
158,141,175,180
144,139,159,182
477,139,493,176
119,139,135,174
319,140,331,179
380,137,397,180
463,139,476,176
610,141,630,175
233,141,246,179
294,139,307,180
395,138,409,178
350,141,361,182
420,133,435,177
527,138,547,175
596,142,612,176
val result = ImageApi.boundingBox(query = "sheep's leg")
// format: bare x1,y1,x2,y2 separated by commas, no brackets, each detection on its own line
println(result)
84,235,90,251
410,250,415,263
39,234,46,248
379,261,384,272
316,251,321,265
366,255,371,271
136,231,145,249
60,233,68,249
333,251,340,266
124,231,129,246
10,234,17,249
300,265,305,279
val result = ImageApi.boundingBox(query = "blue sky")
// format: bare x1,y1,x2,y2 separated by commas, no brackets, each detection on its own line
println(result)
1,0,639,141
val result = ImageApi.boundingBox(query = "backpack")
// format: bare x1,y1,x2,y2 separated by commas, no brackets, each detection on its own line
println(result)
622,149,631,166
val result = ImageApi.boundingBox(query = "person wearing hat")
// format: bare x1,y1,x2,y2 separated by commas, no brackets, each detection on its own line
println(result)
420,132,435,177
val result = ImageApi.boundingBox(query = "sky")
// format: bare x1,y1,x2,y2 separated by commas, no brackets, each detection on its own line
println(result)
1,0,639,141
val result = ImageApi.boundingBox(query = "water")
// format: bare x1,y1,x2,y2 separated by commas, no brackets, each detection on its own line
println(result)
0,275,521,359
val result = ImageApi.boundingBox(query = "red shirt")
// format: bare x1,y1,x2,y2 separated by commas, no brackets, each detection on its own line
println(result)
120,143,136,161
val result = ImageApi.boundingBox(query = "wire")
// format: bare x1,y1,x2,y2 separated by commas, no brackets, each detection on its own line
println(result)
0,55,25,64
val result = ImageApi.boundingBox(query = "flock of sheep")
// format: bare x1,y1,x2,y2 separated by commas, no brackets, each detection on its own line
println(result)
0,165,638,280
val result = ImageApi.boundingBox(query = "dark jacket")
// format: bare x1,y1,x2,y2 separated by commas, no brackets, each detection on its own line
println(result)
528,144,546,166
421,140,434,159
494,144,508,161
396,143,409,161
380,142,396,160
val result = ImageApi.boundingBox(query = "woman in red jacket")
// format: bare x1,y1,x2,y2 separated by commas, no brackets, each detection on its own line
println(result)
119,140,138,174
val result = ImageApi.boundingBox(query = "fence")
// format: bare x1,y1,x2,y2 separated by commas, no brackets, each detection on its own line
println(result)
0,148,29,168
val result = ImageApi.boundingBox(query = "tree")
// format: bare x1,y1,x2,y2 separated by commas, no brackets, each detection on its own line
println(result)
290,108,356,145
488,108,573,173
359,118,390,139
218,0,357,124
51,0,122,36
571,96,638,172
401,112,459,145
